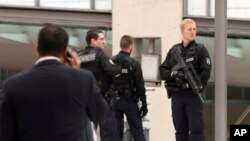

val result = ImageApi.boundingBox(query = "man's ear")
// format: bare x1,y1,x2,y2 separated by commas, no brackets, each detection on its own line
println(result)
61,48,69,63
35,46,40,57
129,44,132,49
90,38,96,46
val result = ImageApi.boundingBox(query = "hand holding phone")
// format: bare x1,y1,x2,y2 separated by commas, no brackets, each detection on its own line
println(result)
66,51,72,62
65,47,80,68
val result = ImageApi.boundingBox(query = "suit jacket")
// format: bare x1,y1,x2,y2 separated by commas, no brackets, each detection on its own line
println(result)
0,60,111,141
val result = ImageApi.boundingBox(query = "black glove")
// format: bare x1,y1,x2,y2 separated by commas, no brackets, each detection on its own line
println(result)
171,70,186,80
104,89,116,107
198,84,205,93
175,78,188,89
139,100,148,118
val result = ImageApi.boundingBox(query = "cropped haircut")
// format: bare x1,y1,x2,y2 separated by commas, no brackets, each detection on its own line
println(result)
38,24,69,56
180,18,196,31
86,29,103,45
120,35,133,49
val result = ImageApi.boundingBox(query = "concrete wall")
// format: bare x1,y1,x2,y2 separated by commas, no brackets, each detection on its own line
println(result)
112,0,183,140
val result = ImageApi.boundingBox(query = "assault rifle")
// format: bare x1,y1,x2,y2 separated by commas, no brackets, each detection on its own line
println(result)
172,47,204,102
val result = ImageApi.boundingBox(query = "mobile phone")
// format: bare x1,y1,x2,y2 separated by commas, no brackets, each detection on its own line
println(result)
66,51,72,62
67,51,72,58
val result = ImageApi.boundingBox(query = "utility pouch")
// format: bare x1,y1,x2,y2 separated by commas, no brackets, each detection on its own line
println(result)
105,88,117,107
164,81,181,99
164,82,172,99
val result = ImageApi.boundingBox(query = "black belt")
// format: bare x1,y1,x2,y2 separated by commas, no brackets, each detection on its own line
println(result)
167,86,192,92
114,89,134,99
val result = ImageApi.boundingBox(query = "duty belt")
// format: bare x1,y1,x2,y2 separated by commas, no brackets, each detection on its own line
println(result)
114,89,134,100
168,86,192,92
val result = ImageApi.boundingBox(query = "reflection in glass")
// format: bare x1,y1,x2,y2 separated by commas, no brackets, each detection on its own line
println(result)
188,0,206,16
210,0,215,16
0,23,112,72
95,0,111,10
40,0,91,9
211,0,250,19
0,0,35,6
228,0,250,19
196,36,250,140
196,35,250,94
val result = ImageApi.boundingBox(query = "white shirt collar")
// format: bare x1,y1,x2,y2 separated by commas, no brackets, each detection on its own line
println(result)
35,56,61,65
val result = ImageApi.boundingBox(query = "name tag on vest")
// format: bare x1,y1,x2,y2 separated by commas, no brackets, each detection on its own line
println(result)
122,68,128,73
80,54,96,63
186,57,194,63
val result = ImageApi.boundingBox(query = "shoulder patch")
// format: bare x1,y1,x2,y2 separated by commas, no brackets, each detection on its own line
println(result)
206,58,211,65
109,59,114,65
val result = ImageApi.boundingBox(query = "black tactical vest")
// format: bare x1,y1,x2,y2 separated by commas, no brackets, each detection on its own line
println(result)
112,55,134,91
180,43,203,74
78,47,102,81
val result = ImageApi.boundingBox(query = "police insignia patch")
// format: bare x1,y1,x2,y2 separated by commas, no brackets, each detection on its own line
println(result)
121,69,128,73
206,58,211,65
80,54,96,63
186,57,194,63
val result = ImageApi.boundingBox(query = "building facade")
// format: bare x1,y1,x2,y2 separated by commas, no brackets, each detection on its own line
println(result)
1,0,250,141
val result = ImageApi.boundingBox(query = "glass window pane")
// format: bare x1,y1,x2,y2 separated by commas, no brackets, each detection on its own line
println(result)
0,23,112,72
211,0,250,19
228,0,250,19
188,0,206,16
95,0,111,10
0,0,35,6
210,0,215,17
40,0,91,9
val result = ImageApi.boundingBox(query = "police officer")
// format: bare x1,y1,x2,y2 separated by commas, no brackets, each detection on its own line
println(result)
78,29,121,93
78,29,122,141
112,35,148,141
160,18,211,141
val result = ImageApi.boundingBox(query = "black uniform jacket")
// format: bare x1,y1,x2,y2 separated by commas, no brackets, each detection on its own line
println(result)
78,46,121,92
0,59,111,141
160,40,211,90
112,51,146,101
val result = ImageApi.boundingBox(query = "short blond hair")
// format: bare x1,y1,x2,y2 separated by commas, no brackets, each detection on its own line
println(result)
180,18,196,31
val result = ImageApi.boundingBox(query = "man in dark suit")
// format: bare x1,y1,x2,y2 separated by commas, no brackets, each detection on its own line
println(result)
0,24,113,141
0,89,3,140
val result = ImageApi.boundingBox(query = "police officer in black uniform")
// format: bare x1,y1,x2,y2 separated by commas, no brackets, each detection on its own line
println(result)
160,19,211,141
112,35,148,141
78,29,122,93
78,29,122,141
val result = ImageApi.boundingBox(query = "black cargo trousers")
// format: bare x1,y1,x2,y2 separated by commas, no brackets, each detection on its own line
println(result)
114,90,146,141
171,89,205,141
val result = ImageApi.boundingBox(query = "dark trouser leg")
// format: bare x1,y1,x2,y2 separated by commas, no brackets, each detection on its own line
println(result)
114,107,124,141
125,100,146,141
172,93,189,141
99,108,117,141
186,93,205,141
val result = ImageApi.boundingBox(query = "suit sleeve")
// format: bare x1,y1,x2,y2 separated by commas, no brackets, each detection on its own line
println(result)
99,51,122,76
85,74,111,123
87,73,117,139
0,89,16,141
